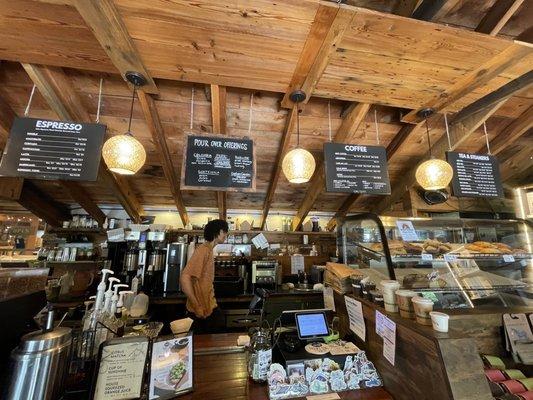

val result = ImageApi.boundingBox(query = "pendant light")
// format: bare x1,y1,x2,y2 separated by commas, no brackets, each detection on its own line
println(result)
415,108,453,190
282,90,316,183
102,72,147,175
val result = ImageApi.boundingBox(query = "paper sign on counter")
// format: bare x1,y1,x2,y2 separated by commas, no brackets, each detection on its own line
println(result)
291,254,305,274
344,296,365,341
395,220,419,242
323,286,335,311
252,233,269,249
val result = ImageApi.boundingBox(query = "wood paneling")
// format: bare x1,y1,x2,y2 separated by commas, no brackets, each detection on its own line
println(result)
211,84,228,219
72,0,158,94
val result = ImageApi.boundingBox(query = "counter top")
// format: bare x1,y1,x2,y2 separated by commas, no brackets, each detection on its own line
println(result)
185,333,392,400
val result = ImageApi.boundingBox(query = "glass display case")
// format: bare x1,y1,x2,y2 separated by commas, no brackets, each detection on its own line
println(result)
338,213,533,310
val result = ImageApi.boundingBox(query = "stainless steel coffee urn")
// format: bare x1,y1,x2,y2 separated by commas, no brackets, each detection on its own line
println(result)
7,310,72,400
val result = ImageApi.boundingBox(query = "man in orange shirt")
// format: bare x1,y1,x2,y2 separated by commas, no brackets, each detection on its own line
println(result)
180,219,228,332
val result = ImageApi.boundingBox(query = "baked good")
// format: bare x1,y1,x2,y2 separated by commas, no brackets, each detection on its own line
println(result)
465,244,484,252
472,241,492,248
403,242,423,254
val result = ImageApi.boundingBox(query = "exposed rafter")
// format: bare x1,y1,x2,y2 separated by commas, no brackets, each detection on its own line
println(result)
326,122,421,230
72,0,158,94
411,0,449,20
291,102,370,231
210,84,227,220
281,3,354,108
374,101,507,215
392,0,421,17
137,91,189,226
259,106,298,229
61,180,106,226
18,180,70,227
402,43,532,124
0,93,16,149
488,105,533,155
21,63,144,223
475,0,525,35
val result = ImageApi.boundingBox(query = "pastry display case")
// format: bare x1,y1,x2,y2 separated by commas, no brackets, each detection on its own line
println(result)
338,213,533,310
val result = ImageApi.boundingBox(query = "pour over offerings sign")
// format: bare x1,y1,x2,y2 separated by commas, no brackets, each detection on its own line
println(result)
0,117,105,181
182,134,256,191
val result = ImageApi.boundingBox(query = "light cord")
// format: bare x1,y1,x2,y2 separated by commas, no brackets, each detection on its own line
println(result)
96,78,103,123
374,109,380,145
190,87,195,131
327,100,332,142
248,92,254,135
296,103,300,147
483,121,491,155
24,84,36,117
127,86,135,133
425,118,432,158
444,113,452,150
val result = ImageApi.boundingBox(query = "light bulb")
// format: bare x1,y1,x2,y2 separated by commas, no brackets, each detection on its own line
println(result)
102,134,146,175
282,148,316,183
415,158,454,190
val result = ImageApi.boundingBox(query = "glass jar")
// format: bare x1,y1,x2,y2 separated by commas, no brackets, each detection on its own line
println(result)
247,328,272,383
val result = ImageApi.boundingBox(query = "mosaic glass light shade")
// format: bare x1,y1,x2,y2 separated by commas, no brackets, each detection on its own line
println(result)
415,158,454,190
102,133,146,175
282,148,316,184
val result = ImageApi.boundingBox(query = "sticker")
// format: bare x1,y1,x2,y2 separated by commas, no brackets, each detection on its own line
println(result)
421,253,433,261
444,254,458,263
503,254,515,263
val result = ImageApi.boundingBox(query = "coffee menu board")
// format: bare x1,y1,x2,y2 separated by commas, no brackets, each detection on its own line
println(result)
446,151,504,198
324,143,391,194
182,134,255,191
93,337,149,400
0,117,105,181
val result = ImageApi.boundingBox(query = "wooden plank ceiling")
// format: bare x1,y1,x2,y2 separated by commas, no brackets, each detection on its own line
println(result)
0,0,531,224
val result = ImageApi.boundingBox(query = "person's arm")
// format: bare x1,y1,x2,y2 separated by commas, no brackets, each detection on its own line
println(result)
180,247,207,317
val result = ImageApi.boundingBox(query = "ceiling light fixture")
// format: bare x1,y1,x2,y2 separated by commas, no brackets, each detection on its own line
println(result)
102,71,147,175
282,90,316,184
415,108,453,191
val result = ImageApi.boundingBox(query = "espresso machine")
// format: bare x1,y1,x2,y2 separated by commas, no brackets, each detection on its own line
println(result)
163,242,188,293
252,260,279,291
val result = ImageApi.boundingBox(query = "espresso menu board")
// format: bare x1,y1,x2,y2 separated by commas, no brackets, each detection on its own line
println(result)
446,151,503,198
324,143,391,194
182,134,255,191
0,117,105,181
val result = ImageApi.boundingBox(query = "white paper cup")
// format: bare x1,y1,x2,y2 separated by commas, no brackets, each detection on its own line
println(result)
380,280,400,312
430,311,449,333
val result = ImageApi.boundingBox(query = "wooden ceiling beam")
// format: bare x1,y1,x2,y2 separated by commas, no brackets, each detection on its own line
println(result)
500,145,533,182
210,84,227,220
137,91,189,226
291,102,370,231
411,0,448,20
259,106,298,229
326,122,421,230
475,0,525,36
281,3,354,108
60,180,106,226
0,94,16,150
488,105,533,156
374,101,506,215
18,180,70,227
21,63,144,223
72,0,158,94
402,43,532,124
392,0,422,17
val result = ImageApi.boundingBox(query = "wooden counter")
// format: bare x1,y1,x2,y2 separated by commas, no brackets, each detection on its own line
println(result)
184,333,392,400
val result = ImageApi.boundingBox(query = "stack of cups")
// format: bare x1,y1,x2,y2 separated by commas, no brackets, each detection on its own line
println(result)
380,280,401,312
411,296,434,326
395,290,418,319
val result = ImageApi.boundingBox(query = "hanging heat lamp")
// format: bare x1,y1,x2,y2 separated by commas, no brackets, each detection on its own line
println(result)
282,90,316,183
415,108,454,190
102,72,147,175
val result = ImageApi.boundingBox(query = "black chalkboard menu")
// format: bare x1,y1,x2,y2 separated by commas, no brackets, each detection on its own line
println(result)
446,151,503,198
0,117,105,181
182,134,255,191
324,142,391,194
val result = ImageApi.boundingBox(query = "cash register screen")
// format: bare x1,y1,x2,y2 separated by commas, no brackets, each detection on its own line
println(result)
295,311,329,340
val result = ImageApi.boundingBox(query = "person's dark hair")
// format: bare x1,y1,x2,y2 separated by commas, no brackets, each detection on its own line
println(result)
204,219,229,241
